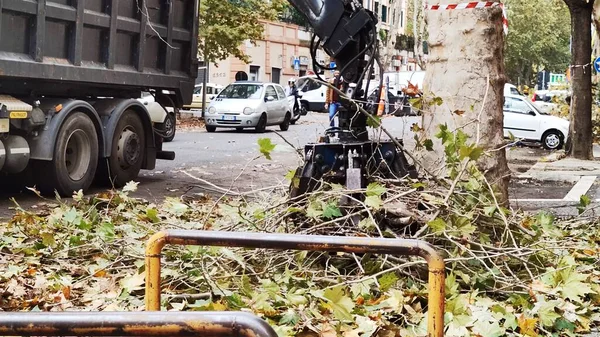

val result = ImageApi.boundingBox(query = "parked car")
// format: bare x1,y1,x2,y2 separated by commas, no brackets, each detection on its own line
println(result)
503,94,569,150
366,89,419,116
138,92,177,142
296,75,328,113
184,83,224,110
205,81,293,132
504,83,523,96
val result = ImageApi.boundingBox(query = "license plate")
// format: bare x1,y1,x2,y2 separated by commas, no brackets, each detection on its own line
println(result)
10,111,28,119
0,119,8,133
222,115,236,121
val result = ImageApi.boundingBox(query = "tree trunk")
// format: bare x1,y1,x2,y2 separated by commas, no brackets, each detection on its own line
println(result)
420,4,510,204
565,0,594,159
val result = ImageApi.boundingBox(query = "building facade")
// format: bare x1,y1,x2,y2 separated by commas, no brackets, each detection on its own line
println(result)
204,4,420,87
206,20,327,87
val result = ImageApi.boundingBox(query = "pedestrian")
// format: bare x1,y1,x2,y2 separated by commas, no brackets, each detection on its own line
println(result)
325,70,342,127
289,78,299,115
285,79,294,97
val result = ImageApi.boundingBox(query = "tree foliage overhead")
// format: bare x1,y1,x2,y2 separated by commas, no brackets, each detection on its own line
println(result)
504,0,571,85
199,0,286,64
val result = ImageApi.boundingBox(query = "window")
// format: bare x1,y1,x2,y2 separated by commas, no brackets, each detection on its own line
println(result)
265,85,278,100
392,9,395,24
275,85,286,99
300,79,321,92
249,66,260,81
374,1,379,15
400,10,404,27
510,88,521,96
381,5,387,22
193,87,202,94
206,87,214,95
504,97,531,114
217,84,263,99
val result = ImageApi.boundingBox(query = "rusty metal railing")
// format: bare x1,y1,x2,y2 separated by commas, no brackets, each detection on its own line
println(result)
0,311,278,337
145,230,445,337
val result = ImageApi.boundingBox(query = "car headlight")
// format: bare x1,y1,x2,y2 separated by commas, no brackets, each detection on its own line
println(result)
243,107,254,115
208,106,216,114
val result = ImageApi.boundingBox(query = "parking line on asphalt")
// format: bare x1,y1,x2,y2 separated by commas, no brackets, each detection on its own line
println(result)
510,198,565,202
563,176,597,202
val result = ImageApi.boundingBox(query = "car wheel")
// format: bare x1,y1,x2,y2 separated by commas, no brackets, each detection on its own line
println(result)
206,125,216,133
301,102,309,116
542,130,563,150
280,113,291,131
255,114,267,133
162,112,176,142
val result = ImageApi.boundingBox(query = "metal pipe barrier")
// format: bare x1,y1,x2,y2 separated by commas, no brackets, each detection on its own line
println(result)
0,311,278,337
145,230,445,337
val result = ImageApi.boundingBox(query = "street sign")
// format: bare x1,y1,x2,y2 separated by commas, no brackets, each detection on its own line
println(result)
594,57,600,73
293,58,300,71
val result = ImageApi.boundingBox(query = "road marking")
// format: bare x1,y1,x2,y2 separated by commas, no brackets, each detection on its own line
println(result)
564,176,596,202
510,198,566,202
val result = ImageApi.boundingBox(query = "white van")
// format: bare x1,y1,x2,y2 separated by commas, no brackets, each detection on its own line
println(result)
184,83,224,110
296,75,328,113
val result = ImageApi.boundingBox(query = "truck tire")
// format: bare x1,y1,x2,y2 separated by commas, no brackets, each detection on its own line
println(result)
98,111,146,188
34,112,99,196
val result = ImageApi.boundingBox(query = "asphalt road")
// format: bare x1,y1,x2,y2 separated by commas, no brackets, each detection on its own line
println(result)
0,112,559,218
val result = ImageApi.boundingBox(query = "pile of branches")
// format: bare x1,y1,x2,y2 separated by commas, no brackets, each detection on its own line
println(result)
2,127,600,337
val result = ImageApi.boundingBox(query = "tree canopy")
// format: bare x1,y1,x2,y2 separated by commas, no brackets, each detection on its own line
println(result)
198,0,286,64
504,0,571,86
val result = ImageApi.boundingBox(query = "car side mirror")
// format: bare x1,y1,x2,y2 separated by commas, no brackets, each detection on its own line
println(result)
266,96,275,102
529,111,536,116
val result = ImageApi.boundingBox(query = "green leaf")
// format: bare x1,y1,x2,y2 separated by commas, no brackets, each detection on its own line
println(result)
284,170,296,181
365,195,383,210
554,318,576,332
377,272,399,292
366,182,386,196
558,268,594,302
279,309,300,325
423,138,434,151
367,115,382,128
257,138,276,160
322,286,354,321
350,279,375,298
322,203,342,219
98,222,115,241
536,300,561,327
484,206,497,216
146,208,160,223
63,207,79,224
427,218,446,232
473,320,504,337
383,289,404,311
41,233,56,247
578,194,591,214
355,315,378,337
306,201,323,219
432,96,443,106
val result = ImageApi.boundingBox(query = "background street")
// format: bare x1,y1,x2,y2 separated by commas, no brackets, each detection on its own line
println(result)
0,112,592,218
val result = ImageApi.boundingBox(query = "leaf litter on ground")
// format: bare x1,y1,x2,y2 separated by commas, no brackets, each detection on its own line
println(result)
2,128,600,337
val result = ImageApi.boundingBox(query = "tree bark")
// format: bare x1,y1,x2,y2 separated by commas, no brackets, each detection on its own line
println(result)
420,4,510,205
565,0,594,159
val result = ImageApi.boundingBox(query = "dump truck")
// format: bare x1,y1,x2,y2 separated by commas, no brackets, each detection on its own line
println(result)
0,0,198,196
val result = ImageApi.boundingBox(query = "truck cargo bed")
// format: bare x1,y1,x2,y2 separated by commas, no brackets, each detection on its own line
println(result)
0,0,198,105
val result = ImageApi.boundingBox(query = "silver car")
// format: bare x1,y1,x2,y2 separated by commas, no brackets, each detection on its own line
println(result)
204,81,293,133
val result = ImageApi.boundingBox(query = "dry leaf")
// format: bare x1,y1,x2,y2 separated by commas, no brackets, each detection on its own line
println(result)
518,315,538,337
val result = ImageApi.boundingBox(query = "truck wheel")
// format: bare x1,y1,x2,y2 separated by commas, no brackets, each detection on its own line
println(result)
35,112,99,196
162,112,176,142
99,111,146,188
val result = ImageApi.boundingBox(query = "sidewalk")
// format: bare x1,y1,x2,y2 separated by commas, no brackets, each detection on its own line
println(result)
518,144,600,183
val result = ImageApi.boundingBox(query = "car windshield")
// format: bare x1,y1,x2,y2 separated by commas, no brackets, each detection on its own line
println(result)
217,84,263,99
296,78,309,90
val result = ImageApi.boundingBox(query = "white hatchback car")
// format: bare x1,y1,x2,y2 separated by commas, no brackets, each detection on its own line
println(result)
504,94,570,150
205,81,292,133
